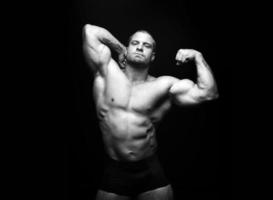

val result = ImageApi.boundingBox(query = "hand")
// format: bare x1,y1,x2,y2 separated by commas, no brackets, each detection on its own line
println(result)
118,48,127,69
175,49,201,66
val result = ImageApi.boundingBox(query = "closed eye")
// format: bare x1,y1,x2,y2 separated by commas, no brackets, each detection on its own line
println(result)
131,40,139,45
144,43,152,48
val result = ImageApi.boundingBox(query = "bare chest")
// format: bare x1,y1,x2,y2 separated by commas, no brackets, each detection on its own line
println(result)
93,76,171,114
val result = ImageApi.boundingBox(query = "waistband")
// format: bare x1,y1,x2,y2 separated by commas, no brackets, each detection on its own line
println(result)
104,154,158,171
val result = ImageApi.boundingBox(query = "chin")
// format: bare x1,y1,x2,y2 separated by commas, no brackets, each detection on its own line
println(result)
133,61,148,66
127,57,149,66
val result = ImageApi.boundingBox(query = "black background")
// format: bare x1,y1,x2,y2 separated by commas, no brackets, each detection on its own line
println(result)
9,0,232,199
64,0,232,200
63,1,232,200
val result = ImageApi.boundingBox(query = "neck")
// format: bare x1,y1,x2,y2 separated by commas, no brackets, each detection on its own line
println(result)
124,64,149,84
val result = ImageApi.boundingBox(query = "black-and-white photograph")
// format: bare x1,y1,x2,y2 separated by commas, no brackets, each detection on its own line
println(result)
63,1,232,200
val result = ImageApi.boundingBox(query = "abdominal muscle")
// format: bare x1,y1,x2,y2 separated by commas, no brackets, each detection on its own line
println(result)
99,107,157,162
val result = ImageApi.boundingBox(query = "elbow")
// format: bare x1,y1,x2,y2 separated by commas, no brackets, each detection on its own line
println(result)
83,24,90,40
83,24,101,38
214,91,219,99
83,24,91,35
212,85,219,99
208,93,219,101
205,88,219,101
202,82,219,101
82,24,102,47
83,24,95,32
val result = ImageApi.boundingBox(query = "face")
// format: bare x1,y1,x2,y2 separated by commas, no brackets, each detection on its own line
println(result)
126,32,155,66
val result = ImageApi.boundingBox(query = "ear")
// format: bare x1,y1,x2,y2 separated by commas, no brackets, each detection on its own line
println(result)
151,52,155,62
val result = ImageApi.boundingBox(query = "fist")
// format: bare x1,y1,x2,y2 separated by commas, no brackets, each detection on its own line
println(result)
175,49,201,65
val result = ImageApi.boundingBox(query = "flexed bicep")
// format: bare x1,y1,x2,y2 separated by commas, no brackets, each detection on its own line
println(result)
171,49,219,106
83,25,111,75
169,79,205,106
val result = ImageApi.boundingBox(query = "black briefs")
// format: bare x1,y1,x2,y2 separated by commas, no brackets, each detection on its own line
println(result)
99,154,169,196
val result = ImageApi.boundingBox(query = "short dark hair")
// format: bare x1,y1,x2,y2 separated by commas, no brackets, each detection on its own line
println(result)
128,30,156,52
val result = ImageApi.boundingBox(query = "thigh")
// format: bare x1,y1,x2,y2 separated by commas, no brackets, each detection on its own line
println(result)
95,190,131,200
136,185,173,200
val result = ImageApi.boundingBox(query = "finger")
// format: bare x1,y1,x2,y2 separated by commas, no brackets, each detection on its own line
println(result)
184,57,190,62
176,55,183,66
180,50,188,62
180,54,185,63
175,49,183,62
178,49,183,59
175,51,180,61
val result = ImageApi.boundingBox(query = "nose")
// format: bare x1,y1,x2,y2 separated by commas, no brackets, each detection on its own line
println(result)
136,44,143,51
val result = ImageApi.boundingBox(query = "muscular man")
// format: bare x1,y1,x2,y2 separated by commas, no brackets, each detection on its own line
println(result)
82,24,218,200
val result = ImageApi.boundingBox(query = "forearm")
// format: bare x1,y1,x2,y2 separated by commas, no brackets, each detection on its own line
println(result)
84,24,126,55
195,53,218,99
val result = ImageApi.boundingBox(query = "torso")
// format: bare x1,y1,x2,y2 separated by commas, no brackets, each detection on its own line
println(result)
93,60,175,161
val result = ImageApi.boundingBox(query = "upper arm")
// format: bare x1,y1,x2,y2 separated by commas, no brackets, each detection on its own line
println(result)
82,24,111,76
169,79,207,106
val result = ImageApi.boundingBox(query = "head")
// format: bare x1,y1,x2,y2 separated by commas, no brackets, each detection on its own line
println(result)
125,30,156,67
